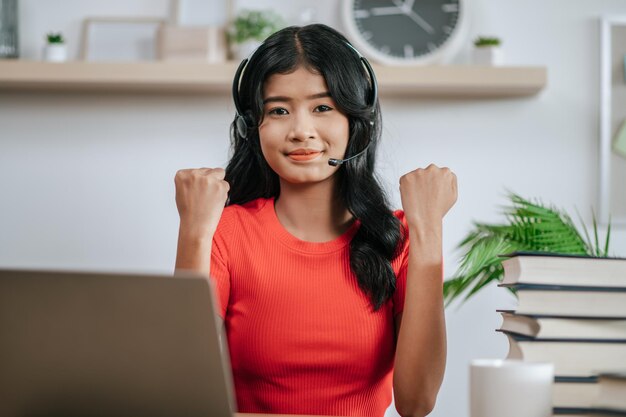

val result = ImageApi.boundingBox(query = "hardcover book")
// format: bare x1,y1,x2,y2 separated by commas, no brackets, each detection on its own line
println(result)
502,331,626,377
503,284,626,318
498,311,626,340
552,377,599,409
594,372,626,412
501,252,626,288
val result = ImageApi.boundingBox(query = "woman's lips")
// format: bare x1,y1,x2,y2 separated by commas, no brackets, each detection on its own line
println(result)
287,151,322,161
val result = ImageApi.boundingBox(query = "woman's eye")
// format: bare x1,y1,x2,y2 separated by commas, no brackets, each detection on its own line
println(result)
315,105,333,112
268,107,288,115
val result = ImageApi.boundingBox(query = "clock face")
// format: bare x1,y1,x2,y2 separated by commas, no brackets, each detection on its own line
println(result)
344,0,463,64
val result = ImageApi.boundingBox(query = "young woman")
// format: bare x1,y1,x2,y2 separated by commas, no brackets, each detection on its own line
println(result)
175,24,457,417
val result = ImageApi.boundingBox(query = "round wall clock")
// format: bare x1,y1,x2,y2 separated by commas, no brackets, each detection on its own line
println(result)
342,0,468,65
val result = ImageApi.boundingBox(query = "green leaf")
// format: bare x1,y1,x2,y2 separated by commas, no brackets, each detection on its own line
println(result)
445,193,612,307
605,214,612,257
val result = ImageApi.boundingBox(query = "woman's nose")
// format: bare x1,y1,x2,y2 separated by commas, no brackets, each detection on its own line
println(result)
288,111,316,141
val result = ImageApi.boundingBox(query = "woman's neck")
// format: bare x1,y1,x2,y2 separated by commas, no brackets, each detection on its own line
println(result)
274,178,354,242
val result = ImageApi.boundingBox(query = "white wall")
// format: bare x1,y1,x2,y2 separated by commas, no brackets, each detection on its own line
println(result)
2,1,626,417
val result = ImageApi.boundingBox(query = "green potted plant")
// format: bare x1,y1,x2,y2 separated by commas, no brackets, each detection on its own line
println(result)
444,193,612,306
228,9,285,60
43,32,67,62
473,36,502,66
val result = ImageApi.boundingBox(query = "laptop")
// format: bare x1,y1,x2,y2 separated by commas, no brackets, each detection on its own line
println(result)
0,268,236,417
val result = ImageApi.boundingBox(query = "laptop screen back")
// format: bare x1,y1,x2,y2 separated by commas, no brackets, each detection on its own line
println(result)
0,268,235,417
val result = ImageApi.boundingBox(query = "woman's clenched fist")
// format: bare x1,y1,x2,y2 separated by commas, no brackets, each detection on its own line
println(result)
399,164,457,228
174,168,230,239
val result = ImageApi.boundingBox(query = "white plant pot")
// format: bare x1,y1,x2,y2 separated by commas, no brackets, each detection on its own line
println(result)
43,44,67,62
472,46,504,66
230,39,262,60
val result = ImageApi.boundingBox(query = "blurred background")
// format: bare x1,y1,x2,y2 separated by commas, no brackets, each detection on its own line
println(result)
1,1,626,416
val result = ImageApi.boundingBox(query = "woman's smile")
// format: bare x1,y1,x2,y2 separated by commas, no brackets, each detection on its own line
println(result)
286,148,324,162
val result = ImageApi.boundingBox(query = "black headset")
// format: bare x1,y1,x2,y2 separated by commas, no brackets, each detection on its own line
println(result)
231,41,379,166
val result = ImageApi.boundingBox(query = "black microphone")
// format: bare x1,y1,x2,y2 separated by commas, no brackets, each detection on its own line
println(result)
328,139,372,166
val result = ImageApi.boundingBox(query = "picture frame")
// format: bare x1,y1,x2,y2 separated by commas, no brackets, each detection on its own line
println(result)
80,17,166,61
169,0,232,26
599,16,626,227
159,0,231,62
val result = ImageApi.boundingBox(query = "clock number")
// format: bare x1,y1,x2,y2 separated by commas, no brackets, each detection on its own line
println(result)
404,44,414,58
442,4,459,13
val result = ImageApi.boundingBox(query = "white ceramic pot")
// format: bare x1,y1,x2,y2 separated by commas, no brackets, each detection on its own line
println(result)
231,39,262,60
472,46,504,66
43,44,67,62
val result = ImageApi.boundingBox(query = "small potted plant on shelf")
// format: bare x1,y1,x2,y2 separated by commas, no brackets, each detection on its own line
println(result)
472,36,503,66
43,32,67,62
228,9,285,60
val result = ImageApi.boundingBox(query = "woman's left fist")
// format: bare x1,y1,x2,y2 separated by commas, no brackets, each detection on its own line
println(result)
399,164,458,227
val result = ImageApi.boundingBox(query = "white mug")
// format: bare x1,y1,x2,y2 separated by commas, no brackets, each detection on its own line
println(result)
470,359,553,417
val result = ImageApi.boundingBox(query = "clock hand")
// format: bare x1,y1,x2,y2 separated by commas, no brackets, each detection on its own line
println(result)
369,6,404,16
407,9,434,34
404,0,416,11
391,0,434,34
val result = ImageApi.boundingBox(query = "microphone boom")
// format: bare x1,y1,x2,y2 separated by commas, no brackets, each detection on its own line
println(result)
328,139,372,166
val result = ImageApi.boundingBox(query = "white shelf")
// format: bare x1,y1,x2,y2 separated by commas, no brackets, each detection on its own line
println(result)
0,60,547,97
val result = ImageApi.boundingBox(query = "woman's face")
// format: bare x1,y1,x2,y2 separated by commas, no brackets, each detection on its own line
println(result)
258,66,350,185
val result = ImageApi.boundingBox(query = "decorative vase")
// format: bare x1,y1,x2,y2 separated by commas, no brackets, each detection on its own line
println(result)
230,39,262,60
43,44,68,62
473,46,504,66
0,0,19,58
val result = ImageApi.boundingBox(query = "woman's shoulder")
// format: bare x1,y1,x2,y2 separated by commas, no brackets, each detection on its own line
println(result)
390,209,409,256
213,198,271,248
224,197,268,215
392,209,408,227
217,197,271,230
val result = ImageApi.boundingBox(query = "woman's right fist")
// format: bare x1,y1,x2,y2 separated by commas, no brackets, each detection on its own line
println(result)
174,168,230,239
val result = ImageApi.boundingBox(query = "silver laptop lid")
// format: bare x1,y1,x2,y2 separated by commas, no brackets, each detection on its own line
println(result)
0,268,236,417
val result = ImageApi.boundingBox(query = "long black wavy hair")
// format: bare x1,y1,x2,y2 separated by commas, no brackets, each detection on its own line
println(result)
225,23,406,311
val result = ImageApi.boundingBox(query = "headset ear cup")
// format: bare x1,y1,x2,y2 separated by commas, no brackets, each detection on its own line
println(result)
236,115,249,139
235,111,256,140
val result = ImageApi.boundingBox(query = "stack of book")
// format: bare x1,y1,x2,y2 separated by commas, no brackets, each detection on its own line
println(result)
497,252,626,416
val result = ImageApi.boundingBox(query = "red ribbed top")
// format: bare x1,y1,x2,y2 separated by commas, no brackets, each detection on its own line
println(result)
210,197,409,417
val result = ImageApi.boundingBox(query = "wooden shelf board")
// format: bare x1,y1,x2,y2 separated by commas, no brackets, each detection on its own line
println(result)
373,65,546,97
0,60,547,97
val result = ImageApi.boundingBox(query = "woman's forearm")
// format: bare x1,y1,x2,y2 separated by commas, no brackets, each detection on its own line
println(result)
174,224,213,276
393,224,447,417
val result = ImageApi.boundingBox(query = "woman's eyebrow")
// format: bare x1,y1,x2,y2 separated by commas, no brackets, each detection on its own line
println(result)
263,91,331,104
307,92,331,100
263,96,290,104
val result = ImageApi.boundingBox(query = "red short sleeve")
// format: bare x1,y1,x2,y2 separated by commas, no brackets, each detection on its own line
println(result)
392,211,410,318
210,218,232,319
